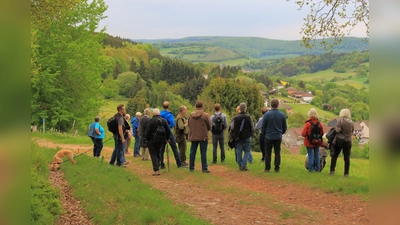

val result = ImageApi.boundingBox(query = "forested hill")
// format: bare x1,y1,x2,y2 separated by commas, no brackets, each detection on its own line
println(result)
134,36,369,58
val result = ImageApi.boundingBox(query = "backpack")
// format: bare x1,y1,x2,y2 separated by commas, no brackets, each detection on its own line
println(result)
107,113,122,134
212,113,224,134
88,122,97,138
153,118,166,144
307,120,322,145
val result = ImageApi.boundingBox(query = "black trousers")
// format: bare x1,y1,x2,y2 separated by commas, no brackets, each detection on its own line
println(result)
265,139,282,171
94,138,103,157
148,142,162,172
330,141,352,175
259,134,266,160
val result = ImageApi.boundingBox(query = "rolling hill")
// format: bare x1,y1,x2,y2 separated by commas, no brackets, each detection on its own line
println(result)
134,36,369,64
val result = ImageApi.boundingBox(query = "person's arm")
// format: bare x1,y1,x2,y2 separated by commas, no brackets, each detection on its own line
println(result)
261,115,267,135
206,115,211,131
250,116,255,134
163,120,171,142
223,114,228,131
118,117,125,143
168,114,175,129
282,115,287,134
95,123,101,135
301,122,308,137
177,118,185,130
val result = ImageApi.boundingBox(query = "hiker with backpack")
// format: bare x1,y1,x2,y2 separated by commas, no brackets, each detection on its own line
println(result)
160,101,188,168
188,100,212,173
138,108,151,161
131,112,142,157
254,107,269,162
330,109,354,177
145,108,171,176
174,105,190,165
108,104,129,167
210,103,228,164
301,108,325,172
231,103,255,171
261,99,287,173
88,116,104,157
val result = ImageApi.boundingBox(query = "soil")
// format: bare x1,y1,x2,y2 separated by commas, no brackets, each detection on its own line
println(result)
38,140,369,225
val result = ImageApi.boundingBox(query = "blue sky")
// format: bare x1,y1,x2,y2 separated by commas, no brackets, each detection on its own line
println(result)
99,0,367,40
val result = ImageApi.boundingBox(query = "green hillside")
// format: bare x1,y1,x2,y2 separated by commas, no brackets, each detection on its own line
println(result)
137,36,369,60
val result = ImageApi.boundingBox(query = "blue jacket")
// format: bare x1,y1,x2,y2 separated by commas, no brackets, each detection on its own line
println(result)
160,110,175,129
261,109,287,140
131,117,140,137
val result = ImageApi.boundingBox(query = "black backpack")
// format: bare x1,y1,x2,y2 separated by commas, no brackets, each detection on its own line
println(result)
107,113,122,134
153,118,166,144
212,113,224,134
307,120,322,145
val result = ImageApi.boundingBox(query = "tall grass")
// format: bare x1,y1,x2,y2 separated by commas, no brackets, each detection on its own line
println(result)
37,145,210,225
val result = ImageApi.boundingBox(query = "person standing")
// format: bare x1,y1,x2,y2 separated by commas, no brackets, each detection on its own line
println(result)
145,108,171,176
124,114,133,154
188,100,212,173
175,105,189,165
138,108,151,160
109,104,127,167
210,104,228,164
131,112,142,157
88,116,104,157
231,103,254,171
160,101,187,168
255,107,269,162
261,99,287,173
301,108,324,172
330,109,354,177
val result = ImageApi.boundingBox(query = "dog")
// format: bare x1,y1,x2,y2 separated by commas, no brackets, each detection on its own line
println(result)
51,148,80,171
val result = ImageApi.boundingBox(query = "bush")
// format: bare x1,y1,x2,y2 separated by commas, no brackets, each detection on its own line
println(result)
361,143,369,159
300,145,307,155
31,145,62,225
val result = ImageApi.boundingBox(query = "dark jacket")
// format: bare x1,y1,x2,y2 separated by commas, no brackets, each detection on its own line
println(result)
188,108,211,141
138,115,150,147
231,112,254,140
336,117,354,142
301,118,325,147
145,115,171,144
261,109,287,140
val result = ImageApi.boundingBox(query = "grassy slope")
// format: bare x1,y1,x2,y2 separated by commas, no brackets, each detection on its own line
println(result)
36,145,210,225
288,103,338,121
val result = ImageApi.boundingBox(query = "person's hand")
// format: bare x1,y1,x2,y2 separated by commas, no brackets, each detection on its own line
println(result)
121,139,125,144
166,139,170,143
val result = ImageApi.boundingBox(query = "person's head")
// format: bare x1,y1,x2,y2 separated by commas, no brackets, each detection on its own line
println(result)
135,112,142,118
179,105,187,115
162,101,170,110
261,107,268,115
152,108,160,116
144,108,150,116
236,105,240,113
214,103,221,112
307,108,319,119
124,114,130,120
239,102,247,113
117,104,126,114
339,108,351,118
95,116,100,122
195,100,203,109
270,99,279,109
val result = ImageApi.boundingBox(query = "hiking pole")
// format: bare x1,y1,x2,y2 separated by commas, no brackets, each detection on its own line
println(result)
166,143,170,172
103,137,113,143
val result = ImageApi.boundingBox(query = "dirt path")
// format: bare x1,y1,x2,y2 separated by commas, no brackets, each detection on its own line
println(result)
49,170,94,225
37,139,368,225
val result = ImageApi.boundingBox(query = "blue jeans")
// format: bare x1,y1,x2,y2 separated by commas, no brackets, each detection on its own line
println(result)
306,146,320,172
110,137,124,166
235,137,252,168
212,133,225,162
133,136,142,156
160,132,182,167
189,140,208,171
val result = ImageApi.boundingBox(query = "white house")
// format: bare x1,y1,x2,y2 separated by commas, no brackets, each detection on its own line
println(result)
302,93,315,103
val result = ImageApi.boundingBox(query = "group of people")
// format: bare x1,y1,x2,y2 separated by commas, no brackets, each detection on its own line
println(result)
89,98,354,177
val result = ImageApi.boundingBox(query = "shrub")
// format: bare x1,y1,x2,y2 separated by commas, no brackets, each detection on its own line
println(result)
361,143,369,159
300,145,307,155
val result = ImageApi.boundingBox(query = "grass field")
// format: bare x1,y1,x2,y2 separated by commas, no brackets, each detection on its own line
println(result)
296,69,369,89
287,103,338,121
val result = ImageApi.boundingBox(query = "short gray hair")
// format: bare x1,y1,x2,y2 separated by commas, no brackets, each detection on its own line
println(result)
135,112,142,117
239,102,247,113
307,108,319,119
124,114,130,120
339,108,351,118
153,108,160,116
144,108,150,115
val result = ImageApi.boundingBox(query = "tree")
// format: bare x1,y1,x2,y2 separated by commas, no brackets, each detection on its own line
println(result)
298,80,306,89
130,58,137,72
310,96,322,107
126,97,147,116
288,113,308,128
292,0,369,49
328,96,348,113
351,102,369,121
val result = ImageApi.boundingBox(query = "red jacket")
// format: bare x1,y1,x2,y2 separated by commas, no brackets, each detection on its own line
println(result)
301,118,324,147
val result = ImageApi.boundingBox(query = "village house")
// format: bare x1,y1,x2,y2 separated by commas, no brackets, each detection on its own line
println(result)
285,87,297,95
282,128,304,148
278,103,293,115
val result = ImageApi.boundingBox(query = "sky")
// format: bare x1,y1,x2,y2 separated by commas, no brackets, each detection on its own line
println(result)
99,0,368,40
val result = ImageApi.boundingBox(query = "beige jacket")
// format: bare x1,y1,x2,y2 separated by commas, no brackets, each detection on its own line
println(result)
188,108,211,141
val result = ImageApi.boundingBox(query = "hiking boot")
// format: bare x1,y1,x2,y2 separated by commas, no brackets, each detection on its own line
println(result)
160,165,166,169
240,166,249,171
274,170,280,173
181,162,188,166
329,171,334,176
202,169,211,173
212,161,217,164
152,170,161,176
178,164,188,168
264,169,270,173
123,162,129,165
125,151,130,154
221,160,225,163
344,174,349,178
